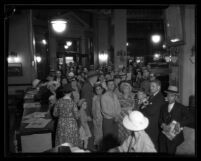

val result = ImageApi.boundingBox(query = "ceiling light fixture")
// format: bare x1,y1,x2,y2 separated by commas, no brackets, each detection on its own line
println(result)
51,19,67,33
66,41,72,46
42,39,47,45
151,34,161,44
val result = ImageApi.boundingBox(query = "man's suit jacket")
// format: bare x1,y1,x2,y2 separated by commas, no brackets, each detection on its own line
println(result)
140,91,165,149
159,101,193,146
81,80,94,118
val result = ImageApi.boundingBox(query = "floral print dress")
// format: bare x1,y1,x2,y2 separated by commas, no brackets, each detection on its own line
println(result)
53,97,81,147
118,93,137,143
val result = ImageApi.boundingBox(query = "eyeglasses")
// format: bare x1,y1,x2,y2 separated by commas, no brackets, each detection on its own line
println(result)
96,88,102,90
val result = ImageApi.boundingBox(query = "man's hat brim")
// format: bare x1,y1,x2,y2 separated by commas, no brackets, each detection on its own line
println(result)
164,90,179,94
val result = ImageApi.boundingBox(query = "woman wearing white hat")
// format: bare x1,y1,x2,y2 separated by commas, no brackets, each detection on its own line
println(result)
108,111,156,152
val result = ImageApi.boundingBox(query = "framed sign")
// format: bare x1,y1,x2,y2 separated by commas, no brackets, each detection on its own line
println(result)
8,63,23,76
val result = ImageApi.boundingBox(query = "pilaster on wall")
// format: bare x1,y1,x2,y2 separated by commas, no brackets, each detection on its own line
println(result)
113,9,127,71
8,10,37,85
49,34,57,70
180,5,195,106
95,15,110,66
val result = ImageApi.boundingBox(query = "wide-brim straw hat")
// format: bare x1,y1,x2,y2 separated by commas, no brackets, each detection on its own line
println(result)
123,111,149,131
165,85,179,94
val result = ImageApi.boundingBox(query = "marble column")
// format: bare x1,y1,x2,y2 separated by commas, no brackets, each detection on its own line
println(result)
180,5,195,106
96,15,109,66
113,9,127,71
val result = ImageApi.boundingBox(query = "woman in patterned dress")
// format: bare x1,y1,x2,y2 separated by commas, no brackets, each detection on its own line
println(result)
117,81,137,144
53,87,81,147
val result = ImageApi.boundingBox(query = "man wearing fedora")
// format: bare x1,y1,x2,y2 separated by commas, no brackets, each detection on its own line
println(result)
81,70,99,151
140,79,165,151
158,85,193,154
108,111,156,152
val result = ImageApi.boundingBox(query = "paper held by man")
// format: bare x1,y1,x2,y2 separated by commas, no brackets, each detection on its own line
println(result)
162,120,183,141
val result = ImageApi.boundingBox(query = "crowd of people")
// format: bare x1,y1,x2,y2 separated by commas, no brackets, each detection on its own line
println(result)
30,62,193,154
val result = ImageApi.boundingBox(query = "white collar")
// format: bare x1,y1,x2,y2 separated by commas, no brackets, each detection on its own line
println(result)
168,102,175,112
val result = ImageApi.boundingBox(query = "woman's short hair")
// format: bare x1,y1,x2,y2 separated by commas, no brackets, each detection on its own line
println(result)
119,81,132,93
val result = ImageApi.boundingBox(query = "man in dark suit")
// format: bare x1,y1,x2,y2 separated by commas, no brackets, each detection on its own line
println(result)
158,86,193,154
140,79,165,151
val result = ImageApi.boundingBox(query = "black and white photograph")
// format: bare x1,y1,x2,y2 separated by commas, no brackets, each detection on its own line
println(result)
4,3,196,157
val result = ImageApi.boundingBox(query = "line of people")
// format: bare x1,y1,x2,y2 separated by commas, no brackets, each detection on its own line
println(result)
30,63,193,154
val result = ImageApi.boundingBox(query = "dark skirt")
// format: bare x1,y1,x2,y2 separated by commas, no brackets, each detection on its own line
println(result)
103,118,118,139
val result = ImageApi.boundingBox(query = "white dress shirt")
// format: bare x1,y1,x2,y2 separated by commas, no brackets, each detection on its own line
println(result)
168,102,175,113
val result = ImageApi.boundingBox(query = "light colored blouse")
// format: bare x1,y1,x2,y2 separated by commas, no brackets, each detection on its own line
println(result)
101,91,121,119
118,130,157,152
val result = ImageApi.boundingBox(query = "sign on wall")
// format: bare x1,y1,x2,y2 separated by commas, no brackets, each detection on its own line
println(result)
8,63,23,77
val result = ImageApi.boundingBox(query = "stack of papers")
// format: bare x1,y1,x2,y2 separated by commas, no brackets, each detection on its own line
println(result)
22,117,39,123
26,90,38,95
24,94,35,100
23,102,41,109
25,118,51,128
23,112,47,119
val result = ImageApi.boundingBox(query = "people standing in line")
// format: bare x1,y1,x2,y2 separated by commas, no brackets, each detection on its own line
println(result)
159,86,193,154
55,76,68,100
140,68,150,95
117,81,136,144
78,99,92,150
135,69,142,88
113,74,122,97
140,79,165,151
149,72,156,81
92,82,105,150
108,111,156,152
53,86,81,147
101,78,121,140
70,77,81,94
55,70,62,83
81,70,99,151
97,72,107,91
